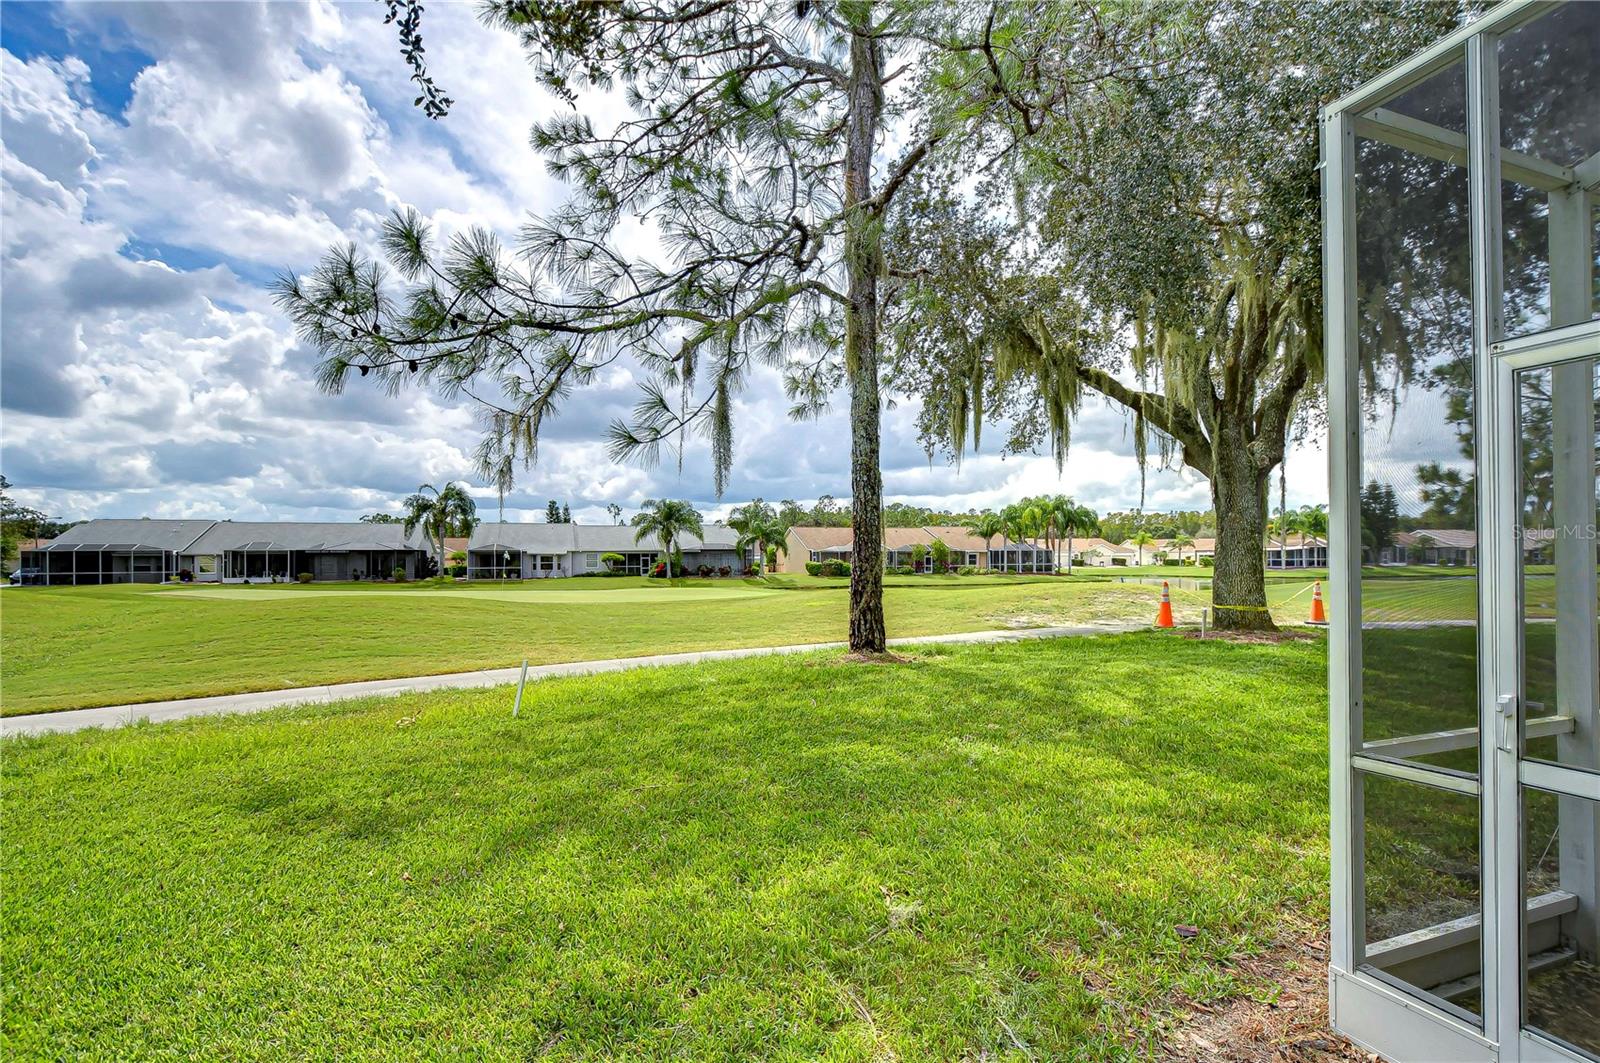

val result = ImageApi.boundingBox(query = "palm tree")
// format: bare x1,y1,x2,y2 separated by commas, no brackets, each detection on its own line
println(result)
1298,503,1329,538
1001,504,1041,573
731,515,787,575
401,491,437,564
633,499,703,578
1129,530,1156,567
1269,506,1304,569
402,481,480,574
966,512,1006,572
1170,532,1195,565
1050,497,1097,575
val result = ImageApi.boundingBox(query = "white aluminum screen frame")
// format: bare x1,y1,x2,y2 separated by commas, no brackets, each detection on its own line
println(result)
1322,2,1600,1060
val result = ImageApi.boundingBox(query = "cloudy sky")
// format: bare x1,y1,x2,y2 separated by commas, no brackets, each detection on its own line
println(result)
0,1,1330,526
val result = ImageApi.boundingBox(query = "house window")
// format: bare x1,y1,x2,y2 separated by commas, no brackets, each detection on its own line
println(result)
584,552,599,571
967,552,979,566
197,555,216,574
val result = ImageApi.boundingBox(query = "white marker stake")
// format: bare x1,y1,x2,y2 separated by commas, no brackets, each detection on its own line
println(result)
513,659,529,718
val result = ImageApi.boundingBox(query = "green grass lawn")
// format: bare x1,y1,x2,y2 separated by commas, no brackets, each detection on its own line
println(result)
1,633,1331,1060
1,566,1496,716
0,575,1241,716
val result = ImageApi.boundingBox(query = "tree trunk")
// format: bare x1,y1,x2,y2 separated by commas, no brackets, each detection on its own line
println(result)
1211,426,1276,632
843,18,886,654
1066,532,1074,574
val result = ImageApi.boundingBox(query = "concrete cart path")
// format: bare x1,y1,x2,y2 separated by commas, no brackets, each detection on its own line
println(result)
2,622,1147,738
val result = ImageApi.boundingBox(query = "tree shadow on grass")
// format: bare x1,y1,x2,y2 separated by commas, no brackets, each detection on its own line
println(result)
3,634,1333,1058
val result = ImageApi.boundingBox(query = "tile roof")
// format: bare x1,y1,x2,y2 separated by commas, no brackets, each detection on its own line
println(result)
787,526,855,551
789,525,1037,553
924,526,992,551
1075,537,1135,554
1394,529,1476,549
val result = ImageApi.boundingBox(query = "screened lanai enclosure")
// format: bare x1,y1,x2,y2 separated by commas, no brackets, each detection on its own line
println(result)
1323,2,1599,1059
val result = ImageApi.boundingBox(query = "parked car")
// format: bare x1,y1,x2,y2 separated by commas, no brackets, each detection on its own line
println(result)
8,568,44,586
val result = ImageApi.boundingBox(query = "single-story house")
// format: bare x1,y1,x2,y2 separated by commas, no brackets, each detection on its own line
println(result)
1264,532,1328,569
466,523,748,579
1073,538,1137,567
927,526,1023,570
182,521,432,582
19,518,749,584
781,526,854,573
1133,537,1216,564
1380,528,1553,566
1063,536,1218,567
778,526,1054,573
21,519,435,584
8,537,53,575
1117,539,1163,566
1386,529,1476,566
25,519,222,585
1167,537,1217,563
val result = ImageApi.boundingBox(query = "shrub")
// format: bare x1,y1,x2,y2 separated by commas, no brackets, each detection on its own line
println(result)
601,552,625,571
1163,558,1180,566
297,572,313,583
718,565,732,577
896,565,915,575
1199,555,1214,567
697,564,713,578
445,564,466,578
805,561,823,576
392,566,408,582
177,568,194,583
820,559,848,577
957,565,978,576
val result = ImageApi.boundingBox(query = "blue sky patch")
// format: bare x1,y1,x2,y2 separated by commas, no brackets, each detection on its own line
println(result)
1,3,152,119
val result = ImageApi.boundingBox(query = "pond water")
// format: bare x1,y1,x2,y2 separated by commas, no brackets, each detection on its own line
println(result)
1113,576,1210,592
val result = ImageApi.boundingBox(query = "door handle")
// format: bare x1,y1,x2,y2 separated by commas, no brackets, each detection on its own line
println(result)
1496,693,1518,754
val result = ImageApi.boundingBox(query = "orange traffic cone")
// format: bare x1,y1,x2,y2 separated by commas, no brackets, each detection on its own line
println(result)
1308,581,1328,625
1155,580,1175,628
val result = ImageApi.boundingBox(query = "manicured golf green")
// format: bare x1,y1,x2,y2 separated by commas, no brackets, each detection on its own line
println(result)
1,633,1331,1060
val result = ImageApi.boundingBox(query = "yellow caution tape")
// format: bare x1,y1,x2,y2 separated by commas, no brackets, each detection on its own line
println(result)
1207,581,1320,613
